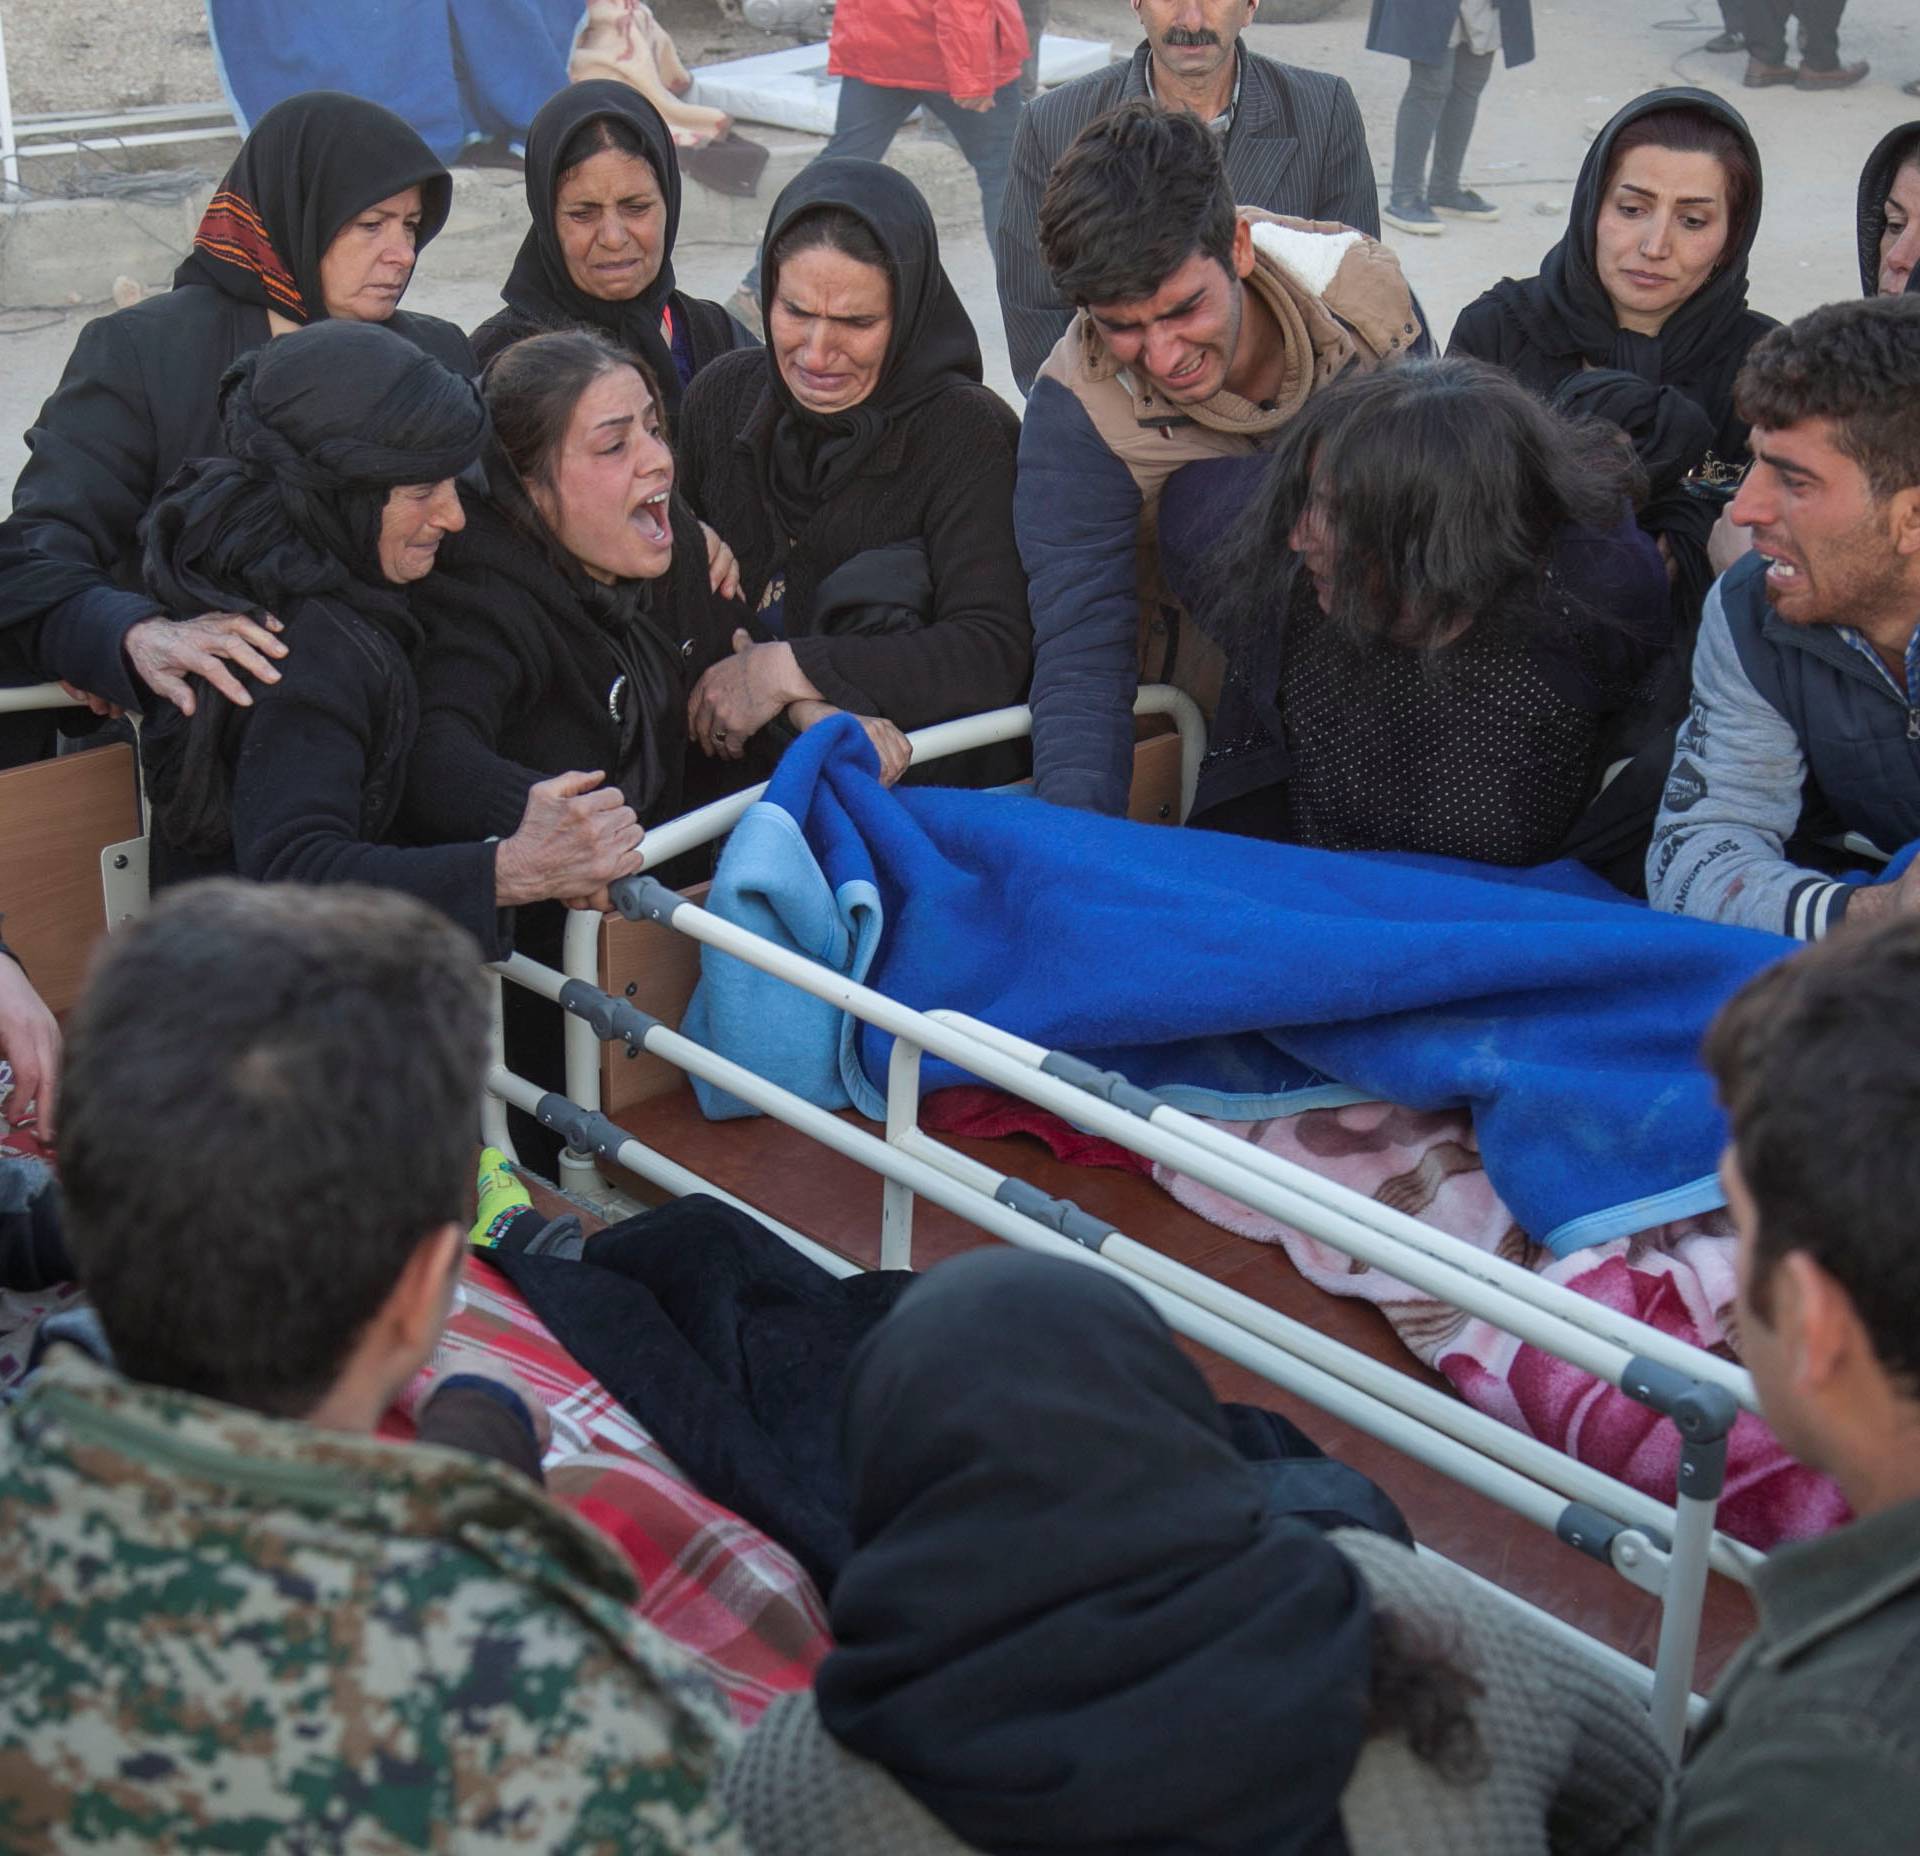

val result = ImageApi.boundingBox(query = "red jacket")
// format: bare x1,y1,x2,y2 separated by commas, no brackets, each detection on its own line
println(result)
828,0,1028,101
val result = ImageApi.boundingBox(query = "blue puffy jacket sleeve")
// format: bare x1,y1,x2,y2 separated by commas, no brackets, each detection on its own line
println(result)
1016,375,1146,815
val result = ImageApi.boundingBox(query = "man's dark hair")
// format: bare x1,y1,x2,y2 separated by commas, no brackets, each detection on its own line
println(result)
1208,358,1642,656
1703,916,1920,1394
1037,99,1237,307
59,881,490,1416
1735,295,1920,500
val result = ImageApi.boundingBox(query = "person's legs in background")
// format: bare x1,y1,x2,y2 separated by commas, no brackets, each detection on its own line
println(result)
925,82,1024,258
734,78,919,307
1385,52,1455,235
1791,0,1866,83
1018,0,1051,99
1743,0,1795,75
1706,0,1747,53
1425,46,1498,221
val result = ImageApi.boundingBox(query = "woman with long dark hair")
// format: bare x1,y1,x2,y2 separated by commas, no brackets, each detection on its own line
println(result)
139,322,645,954
0,91,476,722
471,81,753,405
674,159,1030,784
722,1249,1665,1855
1162,360,1669,873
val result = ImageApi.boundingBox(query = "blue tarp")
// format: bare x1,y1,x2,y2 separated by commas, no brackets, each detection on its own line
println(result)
684,717,1804,1258
207,1,583,160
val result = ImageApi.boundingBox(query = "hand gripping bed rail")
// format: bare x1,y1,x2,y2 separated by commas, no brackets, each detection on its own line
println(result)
495,944,1758,1758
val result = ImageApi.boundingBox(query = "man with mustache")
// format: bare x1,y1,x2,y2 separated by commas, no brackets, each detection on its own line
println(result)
1015,102,1421,818
996,0,1379,396
1648,296,1920,937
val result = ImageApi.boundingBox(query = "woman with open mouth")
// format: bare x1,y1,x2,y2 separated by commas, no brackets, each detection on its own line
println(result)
471,81,755,411
139,322,644,953
673,159,1033,792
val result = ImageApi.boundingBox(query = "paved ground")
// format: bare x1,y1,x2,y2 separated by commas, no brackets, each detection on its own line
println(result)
2,0,1917,496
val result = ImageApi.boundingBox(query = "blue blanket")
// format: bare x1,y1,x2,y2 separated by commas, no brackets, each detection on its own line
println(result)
682,719,1798,1257
208,2,580,159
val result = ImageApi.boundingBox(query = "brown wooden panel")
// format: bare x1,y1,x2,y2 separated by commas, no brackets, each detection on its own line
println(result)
596,880,709,1115
0,744,139,1016
1125,729,1184,826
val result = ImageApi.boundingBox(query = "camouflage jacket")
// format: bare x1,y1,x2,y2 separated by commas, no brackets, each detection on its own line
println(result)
0,1349,748,1854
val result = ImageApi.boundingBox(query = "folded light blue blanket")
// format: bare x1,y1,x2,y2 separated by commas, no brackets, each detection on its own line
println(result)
684,719,1796,1256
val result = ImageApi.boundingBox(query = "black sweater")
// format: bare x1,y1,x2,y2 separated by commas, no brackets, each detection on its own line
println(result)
403,490,735,846
1447,292,1775,476
144,593,505,956
674,349,1032,734
1,285,475,711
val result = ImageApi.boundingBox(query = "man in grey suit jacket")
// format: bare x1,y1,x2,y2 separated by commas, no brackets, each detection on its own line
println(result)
997,0,1379,395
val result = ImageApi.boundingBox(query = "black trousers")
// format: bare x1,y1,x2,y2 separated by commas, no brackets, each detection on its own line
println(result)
1745,0,1848,69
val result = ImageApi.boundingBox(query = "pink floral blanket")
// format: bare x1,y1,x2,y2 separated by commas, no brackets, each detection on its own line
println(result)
1157,1102,1845,1550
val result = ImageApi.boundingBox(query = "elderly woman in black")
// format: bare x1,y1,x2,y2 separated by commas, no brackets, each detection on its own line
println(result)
470,82,752,404
139,322,645,957
1160,361,1670,880
675,159,1031,781
1,91,475,724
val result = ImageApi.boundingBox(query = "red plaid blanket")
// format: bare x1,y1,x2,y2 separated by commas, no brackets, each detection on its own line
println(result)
389,1255,831,1721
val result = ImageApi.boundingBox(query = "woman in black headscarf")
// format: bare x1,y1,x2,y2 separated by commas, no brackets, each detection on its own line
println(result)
1858,121,1920,298
0,92,476,726
140,321,647,956
471,81,753,403
1449,88,1773,482
673,159,1031,786
720,1249,1666,1856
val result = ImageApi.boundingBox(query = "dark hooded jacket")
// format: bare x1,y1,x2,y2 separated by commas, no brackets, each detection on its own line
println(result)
675,159,1030,755
1448,87,1775,476
138,322,503,953
814,1250,1375,1856
0,92,476,715
469,81,753,404
1857,120,1920,297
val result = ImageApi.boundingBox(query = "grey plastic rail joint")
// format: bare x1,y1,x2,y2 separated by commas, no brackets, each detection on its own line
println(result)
1040,1050,1166,1119
1621,1354,1740,1505
534,1091,630,1162
610,873,685,924
993,1177,1113,1251
558,977,662,1053
1556,1501,1628,1565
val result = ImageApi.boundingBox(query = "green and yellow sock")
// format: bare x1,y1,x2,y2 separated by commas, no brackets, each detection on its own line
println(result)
471,1147,533,1250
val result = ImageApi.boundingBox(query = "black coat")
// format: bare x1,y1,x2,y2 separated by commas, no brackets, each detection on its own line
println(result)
403,489,734,847
469,289,753,387
143,591,504,957
0,285,475,711
996,42,1380,395
1448,291,1772,474
675,348,1031,738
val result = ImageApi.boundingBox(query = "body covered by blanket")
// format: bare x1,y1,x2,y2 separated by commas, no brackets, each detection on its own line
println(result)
682,718,1796,1256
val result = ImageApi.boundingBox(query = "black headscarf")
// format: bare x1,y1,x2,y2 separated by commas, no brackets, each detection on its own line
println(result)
1857,120,1920,297
757,158,982,539
142,320,486,854
175,91,452,324
499,82,685,406
816,1249,1373,1856
1482,88,1764,385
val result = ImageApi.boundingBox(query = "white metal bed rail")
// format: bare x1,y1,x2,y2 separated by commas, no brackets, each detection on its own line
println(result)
481,689,1760,1756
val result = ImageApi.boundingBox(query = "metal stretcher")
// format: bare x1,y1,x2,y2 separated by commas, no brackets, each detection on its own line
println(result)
476,689,1765,1759
4,674,1761,1752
